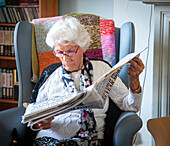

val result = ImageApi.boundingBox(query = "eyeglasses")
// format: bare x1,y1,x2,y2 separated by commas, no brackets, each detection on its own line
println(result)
53,46,79,58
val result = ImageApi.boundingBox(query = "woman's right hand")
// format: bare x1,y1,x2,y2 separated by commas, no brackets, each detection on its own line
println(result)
33,117,54,130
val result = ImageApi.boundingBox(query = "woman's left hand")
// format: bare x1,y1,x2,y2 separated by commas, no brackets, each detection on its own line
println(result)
128,57,145,93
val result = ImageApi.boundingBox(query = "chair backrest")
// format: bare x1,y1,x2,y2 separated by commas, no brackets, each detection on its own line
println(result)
147,116,170,146
14,18,135,107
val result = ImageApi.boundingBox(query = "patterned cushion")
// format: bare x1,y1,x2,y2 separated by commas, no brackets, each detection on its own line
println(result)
100,19,116,66
32,16,63,82
31,14,116,82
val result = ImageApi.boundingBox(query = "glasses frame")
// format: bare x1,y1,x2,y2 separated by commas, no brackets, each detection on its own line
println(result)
53,46,79,58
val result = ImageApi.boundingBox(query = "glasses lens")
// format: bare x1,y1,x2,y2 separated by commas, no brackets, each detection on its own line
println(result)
55,54,63,57
53,46,79,57
66,52,76,57
53,50,63,57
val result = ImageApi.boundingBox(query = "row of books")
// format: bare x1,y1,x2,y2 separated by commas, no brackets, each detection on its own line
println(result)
0,5,39,23
0,0,39,6
0,26,15,56
0,68,18,100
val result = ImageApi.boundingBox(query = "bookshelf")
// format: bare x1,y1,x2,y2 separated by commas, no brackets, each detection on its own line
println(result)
0,0,58,111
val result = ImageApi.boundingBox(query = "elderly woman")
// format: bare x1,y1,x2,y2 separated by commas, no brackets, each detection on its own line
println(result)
31,17,144,145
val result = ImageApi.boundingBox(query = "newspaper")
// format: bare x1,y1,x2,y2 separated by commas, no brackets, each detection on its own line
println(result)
21,47,147,126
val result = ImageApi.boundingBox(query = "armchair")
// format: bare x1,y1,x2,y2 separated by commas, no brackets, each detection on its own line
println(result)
0,15,142,146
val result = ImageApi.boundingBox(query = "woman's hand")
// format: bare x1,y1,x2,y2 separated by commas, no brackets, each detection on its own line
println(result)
33,117,54,130
128,57,145,93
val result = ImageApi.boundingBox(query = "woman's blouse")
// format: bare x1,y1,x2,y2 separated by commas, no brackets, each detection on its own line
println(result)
34,60,142,140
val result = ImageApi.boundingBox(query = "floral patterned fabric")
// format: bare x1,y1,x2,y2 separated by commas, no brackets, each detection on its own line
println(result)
34,137,103,146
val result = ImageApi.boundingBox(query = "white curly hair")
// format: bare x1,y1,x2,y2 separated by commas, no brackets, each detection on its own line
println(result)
46,16,91,49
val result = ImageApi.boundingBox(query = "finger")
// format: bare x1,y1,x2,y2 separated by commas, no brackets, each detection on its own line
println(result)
39,117,54,124
133,57,144,67
32,123,41,129
129,59,144,74
38,122,52,129
129,61,140,73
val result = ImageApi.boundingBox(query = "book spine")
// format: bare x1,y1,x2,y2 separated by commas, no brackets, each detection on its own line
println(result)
12,7,19,22
7,26,11,56
9,69,13,99
28,7,34,20
8,7,17,23
1,7,7,23
2,7,11,23
21,7,28,21
0,68,2,98
32,7,37,19
6,69,10,98
15,7,22,21
11,26,14,56
6,7,13,23
0,26,4,56
18,7,24,21
13,69,19,101
14,84,18,101
24,7,31,22
4,26,8,56
19,2,39,7
2,68,7,98
0,7,5,23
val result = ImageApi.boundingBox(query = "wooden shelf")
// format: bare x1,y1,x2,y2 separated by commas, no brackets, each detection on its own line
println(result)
0,23,16,26
0,99,18,111
0,56,16,68
0,98,18,104
0,56,15,60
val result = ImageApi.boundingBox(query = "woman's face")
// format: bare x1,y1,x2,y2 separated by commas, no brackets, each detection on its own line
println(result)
54,41,86,72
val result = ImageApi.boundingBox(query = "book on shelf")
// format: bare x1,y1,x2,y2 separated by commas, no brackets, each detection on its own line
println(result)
22,47,148,127
0,4,39,23
0,68,2,98
19,2,39,7
13,68,19,101
0,7,5,23
9,69,13,99
14,84,19,101
6,69,13,99
0,68,17,99
0,26,4,56
2,68,7,98
0,25,14,56
13,69,18,84
1,6,11,23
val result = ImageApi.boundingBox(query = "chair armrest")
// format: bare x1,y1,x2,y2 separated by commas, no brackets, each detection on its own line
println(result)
113,112,142,146
0,107,26,145
0,107,36,145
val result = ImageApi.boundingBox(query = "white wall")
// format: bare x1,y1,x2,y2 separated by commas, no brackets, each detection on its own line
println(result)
58,0,114,19
114,1,155,146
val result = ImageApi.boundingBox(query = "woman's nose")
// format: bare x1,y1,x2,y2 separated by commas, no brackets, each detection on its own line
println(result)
62,54,70,61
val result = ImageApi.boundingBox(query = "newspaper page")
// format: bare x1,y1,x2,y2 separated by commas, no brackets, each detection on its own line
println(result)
22,47,148,126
